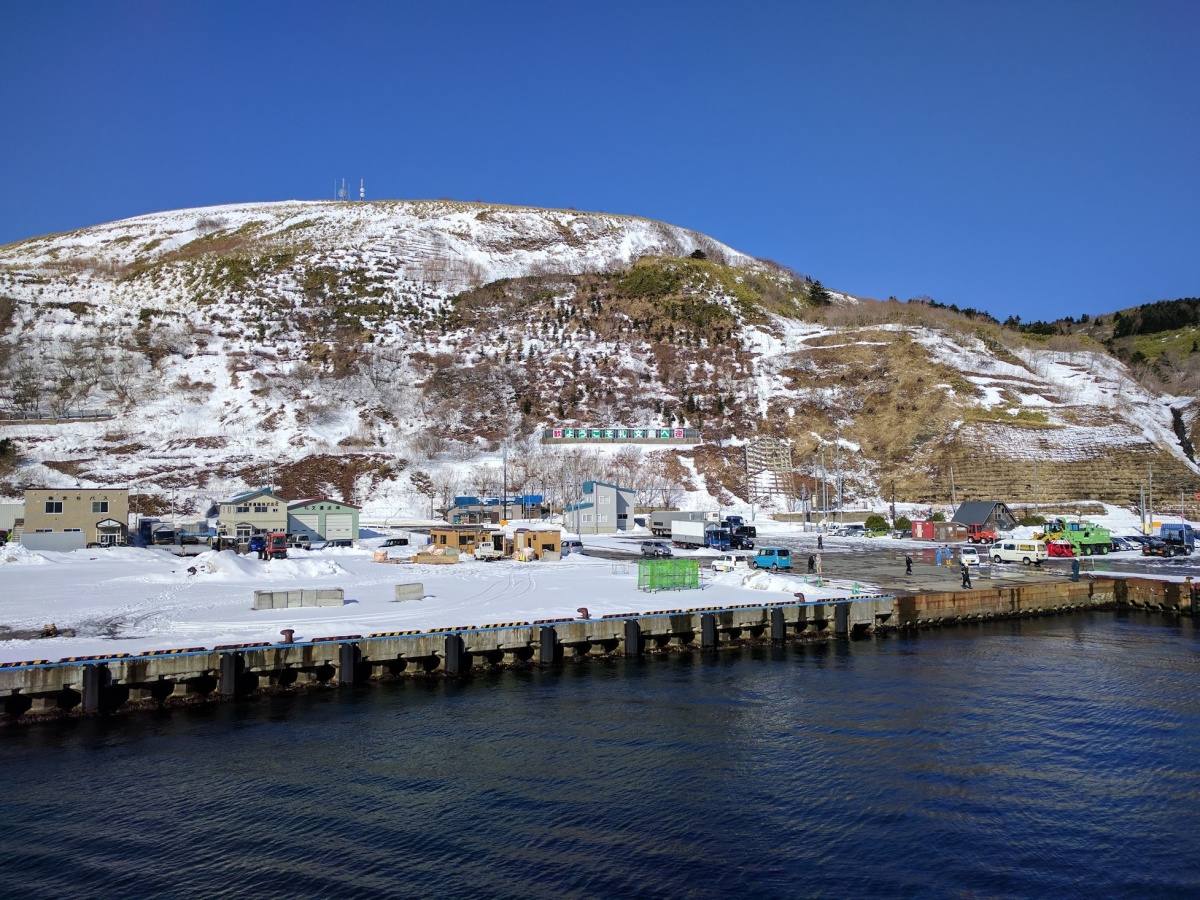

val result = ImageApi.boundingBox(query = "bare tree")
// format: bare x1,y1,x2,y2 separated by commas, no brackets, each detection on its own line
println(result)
100,342,147,407
44,336,105,416
431,469,461,518
470,465,501,499
410,470,437,518
7,354,44,415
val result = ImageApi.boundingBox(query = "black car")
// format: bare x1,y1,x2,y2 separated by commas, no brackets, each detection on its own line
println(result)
729,533,755,550
641,540,673,558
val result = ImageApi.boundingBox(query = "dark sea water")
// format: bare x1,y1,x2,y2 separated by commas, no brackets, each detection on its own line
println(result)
2,611,1199,899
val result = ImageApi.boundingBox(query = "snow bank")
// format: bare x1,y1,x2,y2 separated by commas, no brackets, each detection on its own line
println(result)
0,543,48,566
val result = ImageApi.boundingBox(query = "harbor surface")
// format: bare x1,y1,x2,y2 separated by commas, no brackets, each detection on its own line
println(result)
2,612,1197,897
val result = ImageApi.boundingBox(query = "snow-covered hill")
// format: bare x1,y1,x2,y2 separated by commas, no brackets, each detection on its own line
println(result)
0,199,1196,519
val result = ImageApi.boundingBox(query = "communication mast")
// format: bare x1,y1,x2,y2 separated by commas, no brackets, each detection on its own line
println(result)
359,179,365,201
338,178,347,202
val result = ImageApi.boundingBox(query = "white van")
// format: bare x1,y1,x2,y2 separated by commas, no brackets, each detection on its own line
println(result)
990,540,1047,566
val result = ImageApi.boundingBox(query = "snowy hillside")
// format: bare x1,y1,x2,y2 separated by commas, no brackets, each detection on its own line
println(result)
0,199,1196,519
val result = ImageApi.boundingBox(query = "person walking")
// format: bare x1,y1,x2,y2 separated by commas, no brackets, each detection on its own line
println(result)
961,560,972,589
905,554,913,576
817,534,824,551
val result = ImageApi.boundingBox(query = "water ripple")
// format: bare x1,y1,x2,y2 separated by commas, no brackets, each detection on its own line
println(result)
1,614,1198,898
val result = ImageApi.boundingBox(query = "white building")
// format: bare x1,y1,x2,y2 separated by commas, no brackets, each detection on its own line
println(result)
564,480,636,535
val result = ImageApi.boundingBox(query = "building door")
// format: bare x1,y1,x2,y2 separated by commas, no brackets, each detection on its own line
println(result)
292,514,320,537
325,514,353,540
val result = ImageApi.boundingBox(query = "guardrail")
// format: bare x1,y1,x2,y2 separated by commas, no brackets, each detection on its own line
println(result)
0,409,114,423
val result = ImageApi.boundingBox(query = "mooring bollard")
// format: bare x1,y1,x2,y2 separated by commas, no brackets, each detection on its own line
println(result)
1071,559,1081,582
770,608,786,643
539,626,559,664
701,613,717,650
280,628,294,644
444,633,465,675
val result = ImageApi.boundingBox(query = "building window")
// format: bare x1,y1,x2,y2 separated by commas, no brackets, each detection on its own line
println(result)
598,514,608,523
64,528,82,533
34,528,53,533
45,500,63,514
236,505,250,514
583,514,593,524
92,500,109,514
236,525,252,538
253,504,269,513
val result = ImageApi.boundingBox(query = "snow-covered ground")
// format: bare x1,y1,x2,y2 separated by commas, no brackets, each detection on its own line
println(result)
4,502,1193,665
0,528,873,665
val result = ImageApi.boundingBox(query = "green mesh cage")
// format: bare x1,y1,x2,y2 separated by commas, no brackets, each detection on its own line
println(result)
637,558,700,592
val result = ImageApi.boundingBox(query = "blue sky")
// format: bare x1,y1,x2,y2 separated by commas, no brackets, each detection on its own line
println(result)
1,1,1196,320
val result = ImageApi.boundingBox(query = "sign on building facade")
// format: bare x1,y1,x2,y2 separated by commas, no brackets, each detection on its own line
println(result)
542,427,700,444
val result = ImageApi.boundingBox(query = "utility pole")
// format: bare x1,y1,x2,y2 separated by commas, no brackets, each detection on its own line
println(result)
821,447,828,518
1148,463,1154,533
835,430,845,525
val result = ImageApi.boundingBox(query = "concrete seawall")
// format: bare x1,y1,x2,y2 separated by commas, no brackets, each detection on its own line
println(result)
0,576,1193,723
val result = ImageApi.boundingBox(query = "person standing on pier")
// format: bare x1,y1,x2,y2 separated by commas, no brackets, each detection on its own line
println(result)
905,554,913,576
808,554,816,574
960,560,972,589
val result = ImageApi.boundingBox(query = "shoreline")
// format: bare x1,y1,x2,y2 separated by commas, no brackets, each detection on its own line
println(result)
2,574,1194,726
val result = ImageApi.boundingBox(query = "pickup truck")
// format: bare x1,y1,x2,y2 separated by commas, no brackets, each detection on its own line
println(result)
473,544,505,561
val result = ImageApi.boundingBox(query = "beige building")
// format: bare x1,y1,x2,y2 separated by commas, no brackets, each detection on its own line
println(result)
22,488,129,548
217,488,288,539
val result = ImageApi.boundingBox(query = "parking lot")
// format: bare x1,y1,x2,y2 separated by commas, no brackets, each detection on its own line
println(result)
594,533,1194,595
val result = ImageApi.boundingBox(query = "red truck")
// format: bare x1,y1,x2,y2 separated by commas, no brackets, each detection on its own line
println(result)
966,523,997,544
260,531,288,560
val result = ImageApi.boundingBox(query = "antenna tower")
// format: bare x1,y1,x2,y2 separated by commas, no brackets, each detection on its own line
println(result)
359,179,365,201
338,178,347,202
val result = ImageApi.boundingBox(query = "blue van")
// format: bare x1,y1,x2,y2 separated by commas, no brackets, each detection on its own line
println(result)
753,546,792,570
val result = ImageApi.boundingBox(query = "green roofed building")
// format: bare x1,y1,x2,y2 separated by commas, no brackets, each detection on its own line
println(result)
287,497,360,542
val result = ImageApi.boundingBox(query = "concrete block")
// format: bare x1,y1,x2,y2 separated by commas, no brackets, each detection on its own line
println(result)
312,589,345,607
395,583,424,603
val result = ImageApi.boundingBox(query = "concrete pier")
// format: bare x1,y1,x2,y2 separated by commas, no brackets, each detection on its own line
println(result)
0,576,1192,723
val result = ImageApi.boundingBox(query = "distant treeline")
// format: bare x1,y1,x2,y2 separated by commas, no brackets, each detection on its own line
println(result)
1112,298,1200,338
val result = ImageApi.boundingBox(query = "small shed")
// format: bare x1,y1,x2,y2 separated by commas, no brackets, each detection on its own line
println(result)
511,527,560,561
430,525,492,553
